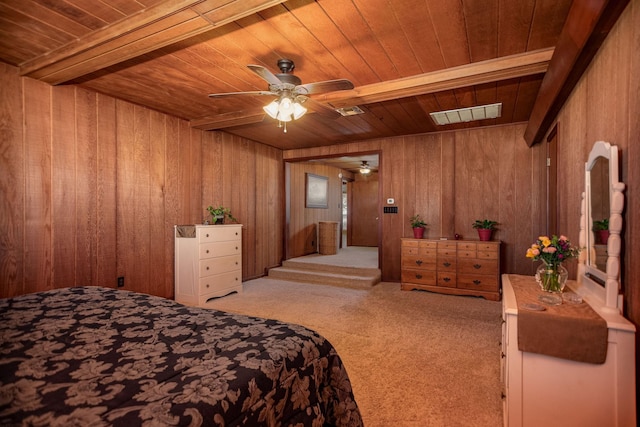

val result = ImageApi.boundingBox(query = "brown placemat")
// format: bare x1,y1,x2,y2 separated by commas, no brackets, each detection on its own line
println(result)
509,274,608,364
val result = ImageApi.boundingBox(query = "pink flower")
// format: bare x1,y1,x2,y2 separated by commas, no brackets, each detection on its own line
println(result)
543,246,557,253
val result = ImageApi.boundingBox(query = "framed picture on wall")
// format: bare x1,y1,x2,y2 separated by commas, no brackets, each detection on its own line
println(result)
306,173,328,208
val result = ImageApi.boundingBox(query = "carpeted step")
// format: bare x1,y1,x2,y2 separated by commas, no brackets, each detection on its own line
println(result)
281,259,381,276
268,267,380,289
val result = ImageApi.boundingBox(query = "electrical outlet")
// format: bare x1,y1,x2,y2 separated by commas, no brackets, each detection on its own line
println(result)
117,276,124,287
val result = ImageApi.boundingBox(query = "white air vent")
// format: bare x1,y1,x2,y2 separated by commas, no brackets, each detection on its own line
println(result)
430,103,502,125
336,106,365,116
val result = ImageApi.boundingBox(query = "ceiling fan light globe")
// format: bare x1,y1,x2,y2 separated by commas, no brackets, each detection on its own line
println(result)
278,113,293,122
279,97,293,112
293,102,307,120
263,100,279,119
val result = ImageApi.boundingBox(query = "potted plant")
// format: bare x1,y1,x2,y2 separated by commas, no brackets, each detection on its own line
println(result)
593,218,609,245
472,219,498,241
410,214,427,239
206,205,238,224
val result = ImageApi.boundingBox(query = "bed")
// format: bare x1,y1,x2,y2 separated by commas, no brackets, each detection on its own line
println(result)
0,287,363,426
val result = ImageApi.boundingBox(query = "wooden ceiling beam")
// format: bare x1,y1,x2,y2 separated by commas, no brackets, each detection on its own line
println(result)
191,48,554,130
524,0,630,147
19,0,288,85
316,48,553,109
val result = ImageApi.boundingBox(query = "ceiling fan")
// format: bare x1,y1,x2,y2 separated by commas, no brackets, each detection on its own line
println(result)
209,59,354,131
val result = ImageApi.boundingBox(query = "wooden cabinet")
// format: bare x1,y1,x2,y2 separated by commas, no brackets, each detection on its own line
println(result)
501,274,636,427
401,239,501,301
175,224,242,307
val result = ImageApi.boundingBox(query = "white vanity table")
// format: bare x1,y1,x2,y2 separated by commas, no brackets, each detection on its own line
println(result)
501,275,636,427
501,141,636,427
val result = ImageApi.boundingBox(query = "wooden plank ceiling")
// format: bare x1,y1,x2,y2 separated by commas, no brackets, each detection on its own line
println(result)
0,0,573,150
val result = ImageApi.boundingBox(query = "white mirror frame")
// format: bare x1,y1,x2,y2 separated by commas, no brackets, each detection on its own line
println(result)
577,141,625,313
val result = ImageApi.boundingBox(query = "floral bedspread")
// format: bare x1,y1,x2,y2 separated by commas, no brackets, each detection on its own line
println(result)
0,287,363,426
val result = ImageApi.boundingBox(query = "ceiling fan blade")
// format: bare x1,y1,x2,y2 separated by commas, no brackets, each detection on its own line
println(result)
247,64,283,86
296,79,354,95
209,90,275,98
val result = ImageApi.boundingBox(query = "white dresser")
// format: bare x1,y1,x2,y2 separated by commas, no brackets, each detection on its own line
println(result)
174,224,242,306
501,274,636,427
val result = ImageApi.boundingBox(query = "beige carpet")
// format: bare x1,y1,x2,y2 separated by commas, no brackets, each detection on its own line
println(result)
205,278,504,427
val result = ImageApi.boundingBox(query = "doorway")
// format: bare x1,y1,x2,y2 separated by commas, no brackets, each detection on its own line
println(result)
284,153,381,268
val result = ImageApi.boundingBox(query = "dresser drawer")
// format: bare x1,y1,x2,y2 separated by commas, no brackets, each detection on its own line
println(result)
402,240,437,255
458,258,498,275
437,242,457,257
457,274,498,292
457,249,476,259
402,240,419,255
477,249,499,260
402,255,437,270
401,269,436,285
200,254,241,277
436,257,456,272
199,227,241,243
437,272,456,287
477,242,499,252
458,242,477,251
198,270,242,295
418,241,437,254
200,240,241,259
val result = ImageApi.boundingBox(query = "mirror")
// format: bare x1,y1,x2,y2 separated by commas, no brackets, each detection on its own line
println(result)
589,157,609,272
578,141,625,313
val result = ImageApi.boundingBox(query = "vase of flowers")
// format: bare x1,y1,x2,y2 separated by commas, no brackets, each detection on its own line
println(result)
526,235,580,294
535,263,569,293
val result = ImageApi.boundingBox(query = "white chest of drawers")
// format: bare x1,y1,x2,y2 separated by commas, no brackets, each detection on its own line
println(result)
174,224,242,306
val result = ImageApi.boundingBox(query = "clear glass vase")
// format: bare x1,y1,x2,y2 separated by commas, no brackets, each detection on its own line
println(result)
535,263,568,293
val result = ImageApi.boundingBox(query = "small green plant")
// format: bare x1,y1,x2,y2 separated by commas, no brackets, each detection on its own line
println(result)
472,219,498,230
410,214,427,229
206,205,238,224
593,218,609,231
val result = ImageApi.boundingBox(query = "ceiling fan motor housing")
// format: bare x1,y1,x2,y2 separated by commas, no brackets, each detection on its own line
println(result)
274,59,302,86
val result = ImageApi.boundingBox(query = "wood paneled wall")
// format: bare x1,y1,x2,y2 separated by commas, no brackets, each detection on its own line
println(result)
0,63,283,299
286,162,343,258
551,0,639,330
284,123,547,282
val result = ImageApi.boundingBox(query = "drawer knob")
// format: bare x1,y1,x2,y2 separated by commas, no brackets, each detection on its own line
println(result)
415,260,423,266
235,261,238,265
443,277,451,282
415,274,422,279
206,266,209,270
443,262,451,267
473,280,481,285
235,246,238,250
206,250,210,253
206,234,209,237
473,264,481,269
206,284,210,288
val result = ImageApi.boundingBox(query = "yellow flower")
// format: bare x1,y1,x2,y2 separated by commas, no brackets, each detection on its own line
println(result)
526,247,540,258
540,236,551,247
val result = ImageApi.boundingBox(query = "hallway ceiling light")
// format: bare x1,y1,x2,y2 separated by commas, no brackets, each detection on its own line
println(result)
359,161,371,175
429,102,502,125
